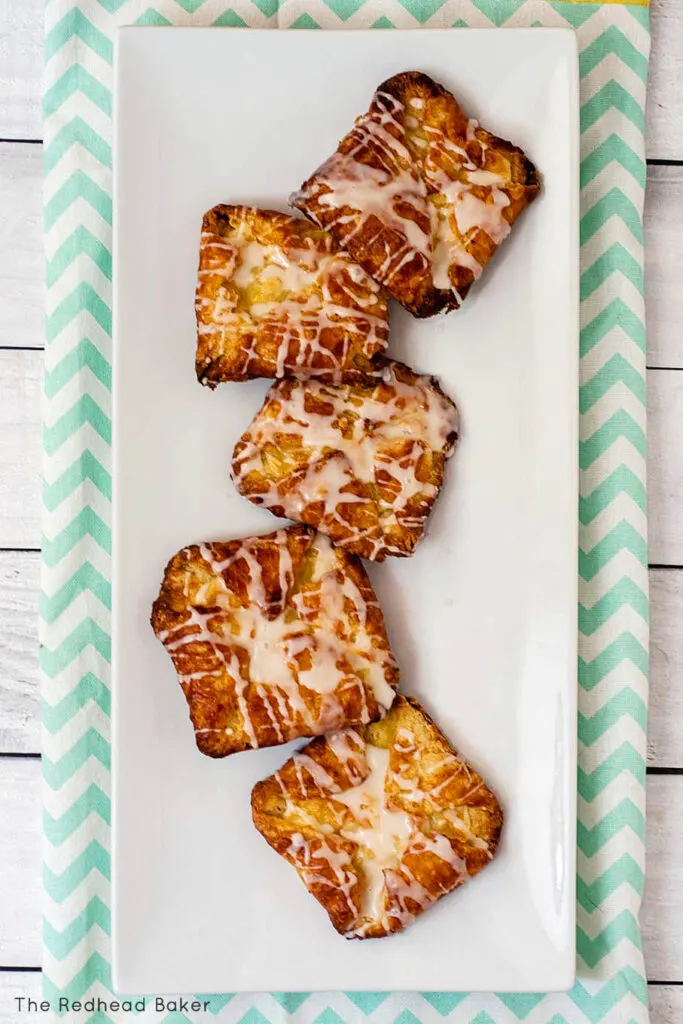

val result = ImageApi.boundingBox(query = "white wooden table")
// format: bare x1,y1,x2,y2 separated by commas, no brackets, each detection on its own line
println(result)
0,0,681,1018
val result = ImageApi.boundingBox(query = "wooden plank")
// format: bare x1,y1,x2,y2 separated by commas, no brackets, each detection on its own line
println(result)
649,570,683,770
0,562,680,769
0,349,42,550
0,0,679,154
0,0,43,141
0,143,43,350
0,158,673,364
0,20,679,366
0,758,41,967
0,552,40,755
1,155,677,365
642,775,683,985
0,760,681,981
648,0,683,162
648,370,683,568
0,975,43,1021
0,153,676,366
2,561,680,766
0,968,679,1024
645,164,683,371
649,986,683,1024
0,974,667,1021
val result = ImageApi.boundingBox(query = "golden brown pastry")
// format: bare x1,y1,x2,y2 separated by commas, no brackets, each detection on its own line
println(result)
292,71,540,318
252,694,502,938
195,205,389,384
150,525,399,757
231,360,459,562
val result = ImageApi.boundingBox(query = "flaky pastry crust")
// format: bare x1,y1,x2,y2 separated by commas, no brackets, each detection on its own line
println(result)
292,71,540,317
231,360,459,561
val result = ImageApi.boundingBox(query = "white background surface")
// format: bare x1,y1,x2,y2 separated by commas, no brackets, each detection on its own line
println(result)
113,27,577,994
0,0,682,1017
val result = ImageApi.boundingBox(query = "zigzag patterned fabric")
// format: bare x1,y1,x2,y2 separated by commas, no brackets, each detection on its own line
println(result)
41,1,651,1021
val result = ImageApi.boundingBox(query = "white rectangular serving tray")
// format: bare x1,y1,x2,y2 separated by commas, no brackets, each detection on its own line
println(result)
113,26,579,995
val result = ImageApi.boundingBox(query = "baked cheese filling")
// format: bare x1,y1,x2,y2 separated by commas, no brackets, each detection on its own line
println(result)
282,735,473,937
196,206,389,381
221,226,388,367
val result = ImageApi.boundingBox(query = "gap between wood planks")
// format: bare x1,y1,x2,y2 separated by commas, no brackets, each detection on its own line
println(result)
2,552,683,766
0,764,680,987
2,150,682,358
0,0,681,150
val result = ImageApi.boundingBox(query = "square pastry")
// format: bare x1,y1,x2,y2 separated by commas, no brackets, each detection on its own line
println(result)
195,205,389,384
252,694,503,938
151,525,398,757
292,71,540,317
231,360,459,561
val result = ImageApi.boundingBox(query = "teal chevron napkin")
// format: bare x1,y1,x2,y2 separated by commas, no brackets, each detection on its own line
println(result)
41,1,650,1021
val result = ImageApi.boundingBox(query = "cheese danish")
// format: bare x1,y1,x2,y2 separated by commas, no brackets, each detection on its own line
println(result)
252,694,502,938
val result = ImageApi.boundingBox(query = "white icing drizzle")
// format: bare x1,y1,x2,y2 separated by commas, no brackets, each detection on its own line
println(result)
293,91,431,288
287,832,358,917
196,207,388,380
325,730,368,784
232,362,459,560
390,728,492,857
442,809,493,853
294,83,525,304
292,752,342,796
274,719,486,938
155,528,397,750
337,745,414,921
